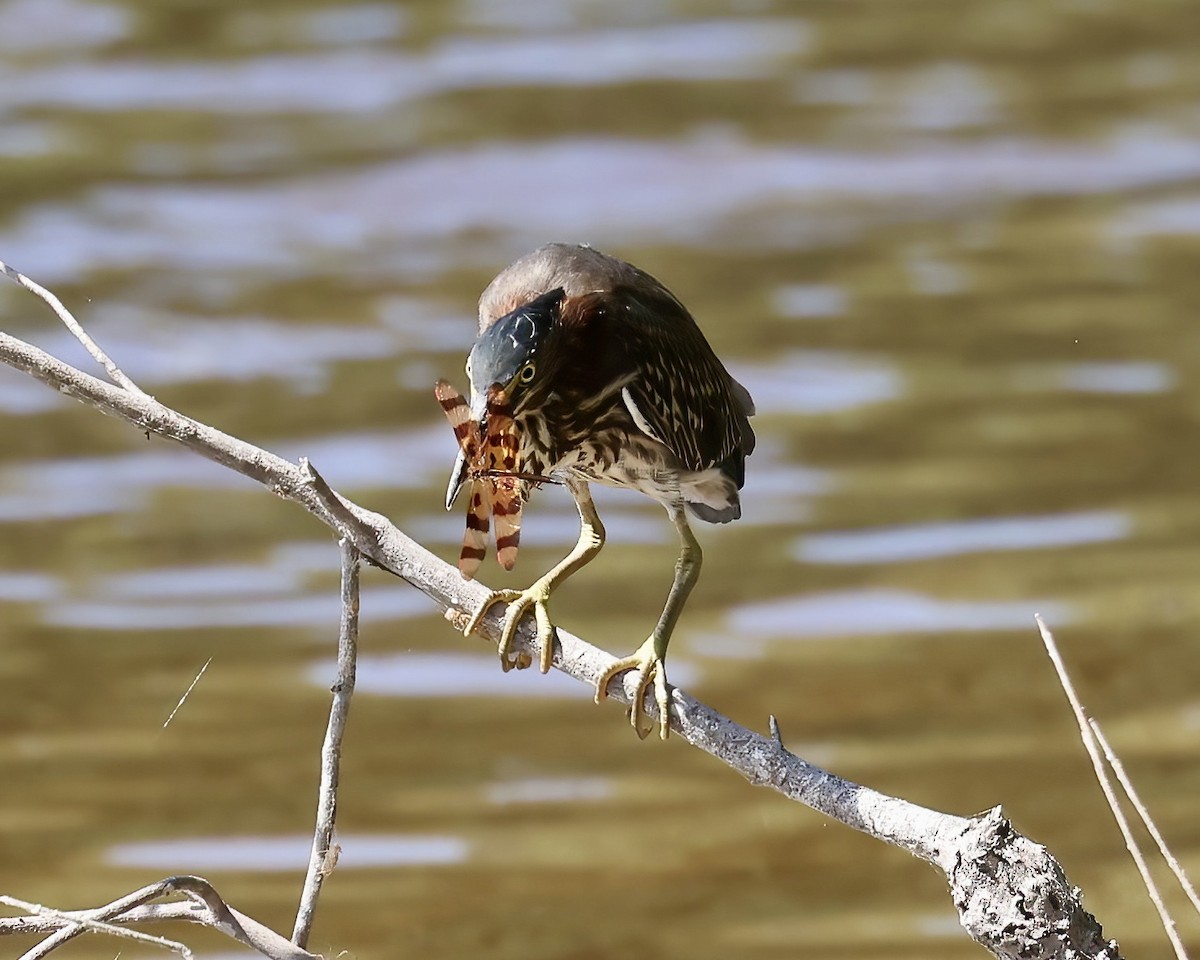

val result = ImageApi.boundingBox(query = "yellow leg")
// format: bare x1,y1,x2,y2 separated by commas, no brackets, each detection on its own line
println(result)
465,478,605,673
595,502,701,740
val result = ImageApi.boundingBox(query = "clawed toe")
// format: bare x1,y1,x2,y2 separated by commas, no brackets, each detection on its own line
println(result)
594,638,672,741
464,585,558,673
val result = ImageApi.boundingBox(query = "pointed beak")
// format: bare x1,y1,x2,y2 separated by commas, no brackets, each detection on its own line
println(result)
444,448,468,510
443,391,492,510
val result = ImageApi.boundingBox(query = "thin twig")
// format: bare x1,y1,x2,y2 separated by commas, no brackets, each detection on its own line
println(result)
1089,718,1200,919
292,538,360,948
1035,615,1188,960
0,878,321,960
0,881,186,943
0,895,192,960
0,259,146,396
162,657,212,729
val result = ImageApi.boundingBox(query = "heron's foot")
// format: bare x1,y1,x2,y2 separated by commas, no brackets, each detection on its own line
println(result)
595,637,672,741
464,583,558,674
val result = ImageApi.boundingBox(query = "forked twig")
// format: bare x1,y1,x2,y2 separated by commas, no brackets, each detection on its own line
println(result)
0,877,320,960
0,259,146,396
293,537,360,947
1,892,192,959
1035,615,1188,960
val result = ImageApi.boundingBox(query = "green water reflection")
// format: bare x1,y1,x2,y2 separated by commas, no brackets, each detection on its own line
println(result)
2,1,1199,957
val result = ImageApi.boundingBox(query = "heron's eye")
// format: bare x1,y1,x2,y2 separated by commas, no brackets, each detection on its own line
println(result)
519,362,536,383
465,359,472,378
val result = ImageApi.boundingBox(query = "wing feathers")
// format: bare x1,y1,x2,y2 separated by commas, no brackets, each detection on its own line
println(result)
614,287,754,479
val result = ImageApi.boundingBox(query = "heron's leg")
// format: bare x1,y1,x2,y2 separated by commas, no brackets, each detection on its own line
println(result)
465,477,605,673
595,502,701,740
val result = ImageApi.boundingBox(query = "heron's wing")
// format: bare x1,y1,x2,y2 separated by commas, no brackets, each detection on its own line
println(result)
614,285,755,478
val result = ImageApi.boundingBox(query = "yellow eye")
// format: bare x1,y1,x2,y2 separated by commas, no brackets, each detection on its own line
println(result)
519,362,536,383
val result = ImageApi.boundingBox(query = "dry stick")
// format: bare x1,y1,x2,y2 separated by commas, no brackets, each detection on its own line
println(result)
1089,718,1200,918
0,273,1122,960
292,538,360,948
1,882,196,951
0,259,146,396
1,894,192,960
1035,615,1188,960
168,875,321,960
0,878,320,960
163,656,213,729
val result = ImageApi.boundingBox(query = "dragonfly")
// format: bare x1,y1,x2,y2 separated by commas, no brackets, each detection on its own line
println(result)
434,379,549,578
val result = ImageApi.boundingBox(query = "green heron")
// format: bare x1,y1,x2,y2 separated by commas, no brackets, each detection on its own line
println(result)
445,243,755,739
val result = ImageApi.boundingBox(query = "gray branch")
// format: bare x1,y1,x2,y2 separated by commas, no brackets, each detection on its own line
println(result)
1,877,320,960
292,537,360,948
0,275,1121,958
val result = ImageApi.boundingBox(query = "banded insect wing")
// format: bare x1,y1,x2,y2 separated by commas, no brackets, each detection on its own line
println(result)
459,483,491,579
434,379,491,578
483,386,525,571
433,380,528,578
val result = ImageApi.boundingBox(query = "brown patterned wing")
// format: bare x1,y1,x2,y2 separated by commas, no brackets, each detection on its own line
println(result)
434,380,528,577
613,284,755,481
434,379,491,578
483,386,525,571
458,483,491,578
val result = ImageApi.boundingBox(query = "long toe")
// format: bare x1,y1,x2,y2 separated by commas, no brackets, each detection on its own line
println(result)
651,662,672,741
464,589,518,638
595,639,672,740
630,656,671,740
468,585,559,673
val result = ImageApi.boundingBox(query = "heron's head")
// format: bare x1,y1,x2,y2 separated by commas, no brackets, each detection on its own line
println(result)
444,287,564,510
465,287,564,423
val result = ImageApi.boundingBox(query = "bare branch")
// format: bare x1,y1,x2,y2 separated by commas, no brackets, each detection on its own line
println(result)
2,891,192,959
0,259,146,396
0,275,1125,959
1088,719,1200,919
0,878,321,960
293,538,360,948
1036,615,1186,960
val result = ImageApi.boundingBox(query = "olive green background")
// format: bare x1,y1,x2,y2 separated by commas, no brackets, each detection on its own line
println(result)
1,1,1198,957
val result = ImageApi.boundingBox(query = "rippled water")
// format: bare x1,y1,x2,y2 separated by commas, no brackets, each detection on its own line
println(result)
2,1,1199,958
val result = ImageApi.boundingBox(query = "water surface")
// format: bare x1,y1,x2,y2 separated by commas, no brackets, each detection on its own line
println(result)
1,2,1197,958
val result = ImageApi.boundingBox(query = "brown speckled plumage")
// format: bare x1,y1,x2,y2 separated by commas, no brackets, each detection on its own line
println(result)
473,244,754,520
443,243,755,739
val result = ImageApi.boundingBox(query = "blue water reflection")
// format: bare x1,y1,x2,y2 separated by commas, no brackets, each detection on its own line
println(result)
729,352,901,415
484,777,612,805
1058,362,1174,395
108,833,468,871
0,20,808,114
0,423,455,520
0,0,128,53
313,652,700,699
47,585,426,631
9,135,1200,282
796,511,1130,565
770,283,848,319
694,589,1071,657
0,571,58,602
